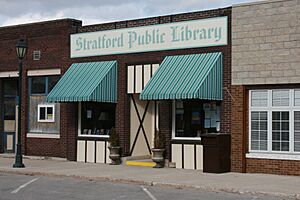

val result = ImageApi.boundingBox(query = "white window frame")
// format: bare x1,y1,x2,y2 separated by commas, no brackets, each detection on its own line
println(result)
248,89,300,157
37,104,55,123
172,100,201,141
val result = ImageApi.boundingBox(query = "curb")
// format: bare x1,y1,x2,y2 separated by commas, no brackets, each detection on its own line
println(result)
0,168,299,199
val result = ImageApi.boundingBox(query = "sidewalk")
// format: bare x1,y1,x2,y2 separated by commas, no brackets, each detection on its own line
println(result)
0,156,299,199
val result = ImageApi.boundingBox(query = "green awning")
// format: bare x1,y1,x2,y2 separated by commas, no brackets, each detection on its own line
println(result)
47,61,117,103
140,52,222,100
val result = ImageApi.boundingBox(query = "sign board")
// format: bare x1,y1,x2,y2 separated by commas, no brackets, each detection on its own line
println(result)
71,16,228,58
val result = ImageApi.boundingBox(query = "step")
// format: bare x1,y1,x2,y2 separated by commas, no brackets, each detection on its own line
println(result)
126,159,156,167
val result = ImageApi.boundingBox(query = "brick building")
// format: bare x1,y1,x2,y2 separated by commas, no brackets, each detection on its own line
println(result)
231,0,300,175
0,8,232,172
0,19,81,161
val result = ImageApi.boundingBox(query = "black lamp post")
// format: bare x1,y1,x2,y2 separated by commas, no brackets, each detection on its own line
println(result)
13,39,27,168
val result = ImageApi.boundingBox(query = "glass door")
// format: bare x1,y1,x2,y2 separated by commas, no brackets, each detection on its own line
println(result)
1,79,18,153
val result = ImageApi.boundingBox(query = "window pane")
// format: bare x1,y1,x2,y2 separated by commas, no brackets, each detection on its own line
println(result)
3,79,18,97
251,91,268,107
47,107,53,120
260,141,267,150
31,77,46,94
272,90,289,107
294,90,300,106
4,100,15,120
251,141,259,150
48,76,60,93
272,111,289,151
251,131,259,140
39,107,46,120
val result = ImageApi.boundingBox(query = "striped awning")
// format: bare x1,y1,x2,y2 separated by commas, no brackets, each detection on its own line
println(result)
47,61,117,103
140,52,222,100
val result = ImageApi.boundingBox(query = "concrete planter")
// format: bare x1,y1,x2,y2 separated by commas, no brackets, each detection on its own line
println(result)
108,146,121,165
152,148,165,168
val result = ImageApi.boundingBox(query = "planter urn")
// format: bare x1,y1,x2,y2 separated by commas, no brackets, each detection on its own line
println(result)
108,146,121,165
152,148,165,168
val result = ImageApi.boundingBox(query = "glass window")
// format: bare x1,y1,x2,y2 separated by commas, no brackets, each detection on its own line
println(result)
294,90,300,106
3,79,18,97
80,102,115,137
48,76,60,93
31,77,46,94
250,111,268,151
251,91,268,107
272,90,289,107
294,111,300,152
37,104,55,122
174,100,221,139
249,89,300,155
272,111,289,151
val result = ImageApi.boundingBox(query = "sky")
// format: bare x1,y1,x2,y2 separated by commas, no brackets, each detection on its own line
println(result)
0,0,255,27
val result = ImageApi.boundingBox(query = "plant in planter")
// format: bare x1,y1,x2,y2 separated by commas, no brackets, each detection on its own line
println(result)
108,127,121,165
152,129,165,168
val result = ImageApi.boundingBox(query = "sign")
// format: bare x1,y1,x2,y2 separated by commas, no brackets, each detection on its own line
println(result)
71,16,227,58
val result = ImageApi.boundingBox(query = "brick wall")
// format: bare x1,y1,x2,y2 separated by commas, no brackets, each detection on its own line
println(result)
231,85,246,172
247,158,300,176
232,0,300,85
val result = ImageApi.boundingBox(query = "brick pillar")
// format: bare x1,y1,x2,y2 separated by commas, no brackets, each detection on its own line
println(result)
231,85,246,172
64,103,78,161
159,101,172,161
116,60,131,157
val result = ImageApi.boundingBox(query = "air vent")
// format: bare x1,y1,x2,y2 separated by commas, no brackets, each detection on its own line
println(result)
33,50,41,60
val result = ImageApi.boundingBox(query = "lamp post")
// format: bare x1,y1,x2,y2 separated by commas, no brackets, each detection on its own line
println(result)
13,39,27,168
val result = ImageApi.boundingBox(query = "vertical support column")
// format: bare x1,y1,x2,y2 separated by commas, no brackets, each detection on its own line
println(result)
65,103,78,161
159,101,172,161
231,85,247,172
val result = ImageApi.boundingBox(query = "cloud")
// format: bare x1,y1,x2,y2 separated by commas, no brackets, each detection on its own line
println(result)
0,0,253,26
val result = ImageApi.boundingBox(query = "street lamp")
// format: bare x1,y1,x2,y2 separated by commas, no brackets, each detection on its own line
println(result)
13,39,27,168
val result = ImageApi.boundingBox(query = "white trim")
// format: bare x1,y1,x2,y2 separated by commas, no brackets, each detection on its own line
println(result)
78,135,109,138
27,69,61,76
78,102,81,136
37,104,55,122
246,153,300,161
0,71,18,78
27,133,60,139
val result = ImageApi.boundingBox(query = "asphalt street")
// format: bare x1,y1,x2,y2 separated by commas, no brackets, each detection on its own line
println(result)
0,173,286,200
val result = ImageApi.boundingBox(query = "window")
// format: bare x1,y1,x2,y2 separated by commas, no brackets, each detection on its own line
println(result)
250,111,268,151
37,105,55,122
33,50,41,60
79,102,115,137
30,76,60,95
3,79,18,97
31,77,46,94
249,89,300,154
173,100,221,139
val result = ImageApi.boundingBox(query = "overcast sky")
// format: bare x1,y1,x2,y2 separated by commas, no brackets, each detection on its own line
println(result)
0,0,254,27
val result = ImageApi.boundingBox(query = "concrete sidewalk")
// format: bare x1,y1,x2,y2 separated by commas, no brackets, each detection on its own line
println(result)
0,157,299,199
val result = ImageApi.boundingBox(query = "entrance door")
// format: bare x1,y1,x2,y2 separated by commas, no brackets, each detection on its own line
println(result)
1,79,18,153
129,95,157,157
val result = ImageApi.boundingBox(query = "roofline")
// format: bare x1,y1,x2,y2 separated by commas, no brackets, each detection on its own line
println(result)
81,6,231,29
0,18,82,30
